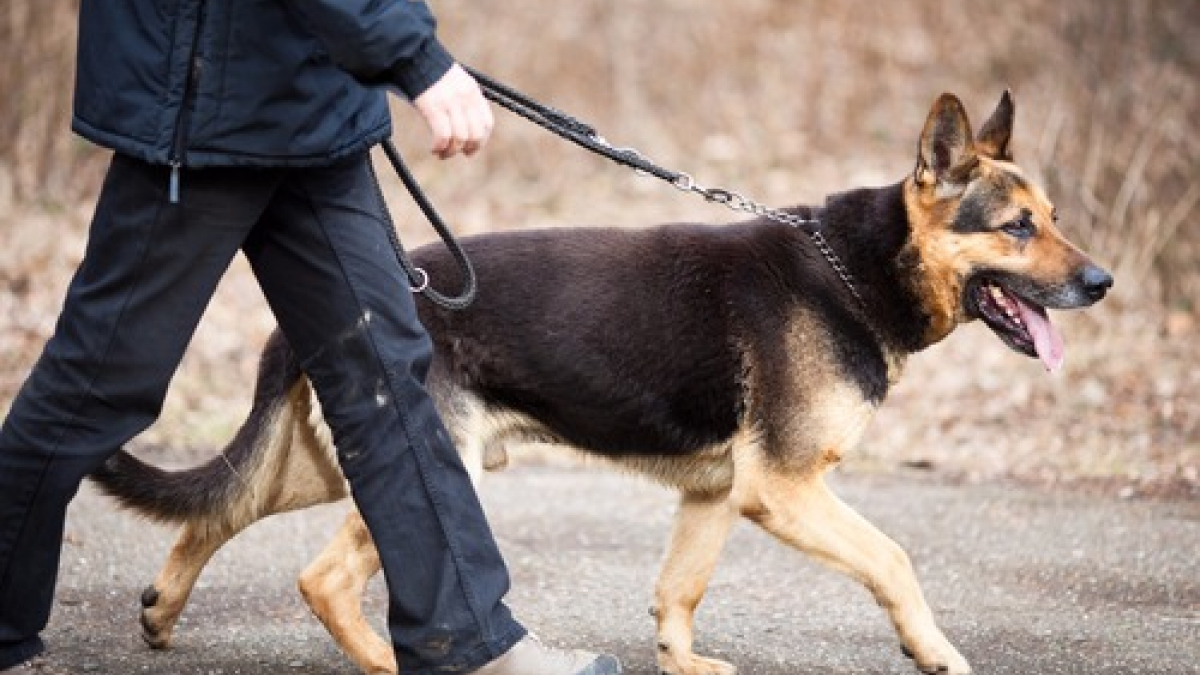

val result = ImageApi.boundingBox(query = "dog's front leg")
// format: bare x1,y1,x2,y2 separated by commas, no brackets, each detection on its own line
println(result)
737,472,970,674
653,492,739,675
298,511,394,675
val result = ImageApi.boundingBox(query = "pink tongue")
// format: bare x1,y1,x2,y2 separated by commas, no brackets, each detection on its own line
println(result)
1015,299,1064,372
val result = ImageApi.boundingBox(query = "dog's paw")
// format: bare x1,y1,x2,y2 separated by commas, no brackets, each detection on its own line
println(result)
139,585,175,650
902,642,971,675
657,651,736,675
139,612,172,650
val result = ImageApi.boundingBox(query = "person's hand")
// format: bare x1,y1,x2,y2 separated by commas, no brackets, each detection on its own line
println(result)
412,63,493,160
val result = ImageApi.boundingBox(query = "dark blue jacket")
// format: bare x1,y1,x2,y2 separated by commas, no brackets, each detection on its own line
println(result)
72,0,454,169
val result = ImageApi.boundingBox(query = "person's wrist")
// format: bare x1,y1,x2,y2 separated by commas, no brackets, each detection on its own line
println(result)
389,38,455,100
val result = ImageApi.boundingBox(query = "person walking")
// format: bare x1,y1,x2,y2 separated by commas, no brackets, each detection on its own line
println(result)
0,1,620,674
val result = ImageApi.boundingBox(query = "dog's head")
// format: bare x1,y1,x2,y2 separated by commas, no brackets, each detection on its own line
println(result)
903,91,1112,371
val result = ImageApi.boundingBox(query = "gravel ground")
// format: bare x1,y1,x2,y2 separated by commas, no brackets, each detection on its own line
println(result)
16,466,1200,675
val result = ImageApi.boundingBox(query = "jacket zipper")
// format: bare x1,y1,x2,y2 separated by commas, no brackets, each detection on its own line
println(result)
168,0,207,204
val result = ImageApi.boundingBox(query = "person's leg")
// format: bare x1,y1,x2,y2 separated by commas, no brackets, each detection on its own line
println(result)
0,156,277,669
242,155,527,674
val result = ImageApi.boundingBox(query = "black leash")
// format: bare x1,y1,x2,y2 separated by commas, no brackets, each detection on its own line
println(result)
381,67,863,310
378,138,477,310
465,67,683,185
465,66,863,306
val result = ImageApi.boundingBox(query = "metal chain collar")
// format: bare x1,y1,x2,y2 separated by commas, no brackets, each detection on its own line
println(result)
667,172,865,306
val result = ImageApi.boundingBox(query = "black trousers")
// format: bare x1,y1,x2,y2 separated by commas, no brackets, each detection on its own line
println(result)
0,153,524,674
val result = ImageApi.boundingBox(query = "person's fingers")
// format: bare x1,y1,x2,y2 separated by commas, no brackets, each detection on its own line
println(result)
445,78,492,158
462,99,494,157
415,84,453,155
438,102,469,159
413,64,493,160
422,105,453,157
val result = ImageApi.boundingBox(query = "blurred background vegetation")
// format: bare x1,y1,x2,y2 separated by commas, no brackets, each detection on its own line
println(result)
1,0,1197,495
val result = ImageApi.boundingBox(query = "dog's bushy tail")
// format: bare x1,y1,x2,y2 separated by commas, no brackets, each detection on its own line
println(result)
89,331,302,524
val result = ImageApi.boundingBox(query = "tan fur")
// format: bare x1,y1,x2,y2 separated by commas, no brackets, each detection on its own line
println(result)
729,452,968,674
141,525,229,650
779,307,887,466
139,381,349,650
904,177,968,343
299,513,392,675
652,493,738,675
606,428,745,498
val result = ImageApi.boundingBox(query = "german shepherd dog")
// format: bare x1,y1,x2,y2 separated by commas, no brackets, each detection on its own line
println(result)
91,92,1111,675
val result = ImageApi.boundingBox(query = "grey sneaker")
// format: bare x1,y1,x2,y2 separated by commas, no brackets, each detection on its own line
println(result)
471,634,622,675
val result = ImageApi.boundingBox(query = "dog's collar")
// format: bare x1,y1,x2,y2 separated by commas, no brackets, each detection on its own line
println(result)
772,207,865,307
668,178,864,306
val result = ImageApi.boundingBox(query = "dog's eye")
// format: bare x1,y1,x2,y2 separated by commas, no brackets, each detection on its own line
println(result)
1001,213,1036,239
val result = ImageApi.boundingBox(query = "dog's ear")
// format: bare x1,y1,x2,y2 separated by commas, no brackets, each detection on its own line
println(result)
915,93,976,189
975,89,1015,161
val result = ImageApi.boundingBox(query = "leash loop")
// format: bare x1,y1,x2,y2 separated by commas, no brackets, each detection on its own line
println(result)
373,138,478,311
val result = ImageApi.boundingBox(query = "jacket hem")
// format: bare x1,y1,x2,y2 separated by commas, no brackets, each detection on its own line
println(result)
72,116,394,169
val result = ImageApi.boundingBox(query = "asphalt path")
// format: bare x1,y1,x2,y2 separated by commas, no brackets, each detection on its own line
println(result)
24,467,1200,674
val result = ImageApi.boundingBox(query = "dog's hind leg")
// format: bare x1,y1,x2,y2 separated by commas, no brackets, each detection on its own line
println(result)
140,519,240,649
734,466,970,675
653,492,739,675
298,511,395,675
141,381,351,651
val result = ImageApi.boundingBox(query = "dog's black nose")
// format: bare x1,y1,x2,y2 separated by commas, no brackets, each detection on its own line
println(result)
1080,264,1113,301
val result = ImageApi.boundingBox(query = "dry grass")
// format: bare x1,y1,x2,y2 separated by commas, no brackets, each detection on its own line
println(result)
2,0,1197,495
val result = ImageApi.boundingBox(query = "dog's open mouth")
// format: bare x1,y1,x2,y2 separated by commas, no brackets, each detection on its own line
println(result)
970,279,1064,372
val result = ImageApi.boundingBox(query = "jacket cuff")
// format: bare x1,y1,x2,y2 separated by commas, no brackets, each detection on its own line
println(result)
390,37,455,100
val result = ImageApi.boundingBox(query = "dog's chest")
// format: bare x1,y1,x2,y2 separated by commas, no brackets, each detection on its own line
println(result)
798,381,879,466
